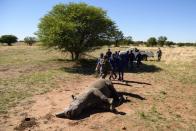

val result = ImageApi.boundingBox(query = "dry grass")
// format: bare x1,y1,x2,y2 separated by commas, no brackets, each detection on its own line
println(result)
0,43,196,130
89,45,196,85
0,43,79,113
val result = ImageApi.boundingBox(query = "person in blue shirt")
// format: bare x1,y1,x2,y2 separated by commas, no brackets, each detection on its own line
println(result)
109,53,117,80
116,54,125,81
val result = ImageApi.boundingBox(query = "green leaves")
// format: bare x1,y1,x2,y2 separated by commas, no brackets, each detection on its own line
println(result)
37,2,116,60
147,37,157,47
0,35,18,46
24,37,36,46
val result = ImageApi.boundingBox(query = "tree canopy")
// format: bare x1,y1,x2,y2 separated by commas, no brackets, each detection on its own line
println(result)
112,30,124,47
147,37,157,47
158,36,167,47
24,37,36,46
37,2,117,60
0,35,18,46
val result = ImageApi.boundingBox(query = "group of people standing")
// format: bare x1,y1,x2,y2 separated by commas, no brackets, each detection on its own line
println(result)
95,48,142,81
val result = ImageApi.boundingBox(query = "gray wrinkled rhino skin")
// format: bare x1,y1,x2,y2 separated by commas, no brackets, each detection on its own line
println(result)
55,79,121,119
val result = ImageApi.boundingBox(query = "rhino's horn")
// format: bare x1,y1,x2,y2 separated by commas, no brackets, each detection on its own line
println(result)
55,111,66,118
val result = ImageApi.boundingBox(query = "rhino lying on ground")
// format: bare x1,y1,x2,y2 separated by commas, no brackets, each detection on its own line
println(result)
55,79,123,119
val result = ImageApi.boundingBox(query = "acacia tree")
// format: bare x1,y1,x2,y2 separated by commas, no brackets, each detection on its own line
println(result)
147,37,157,47
158,36,167,47
37,3,116,60
0,35,17,46
24,37,36,46
123,36,133,45
165,41,175,46
112,30,124,47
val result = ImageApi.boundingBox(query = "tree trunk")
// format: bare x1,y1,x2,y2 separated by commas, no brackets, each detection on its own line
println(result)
70,52,74,60
115,41,119,47
8,43,12,46
74,52,80,60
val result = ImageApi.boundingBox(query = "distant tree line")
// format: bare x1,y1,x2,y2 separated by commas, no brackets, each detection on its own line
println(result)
1,2,196,61
145,36,196,47
0,33,195,48
104,34,196,47
0,35,37,46
24,37,36,46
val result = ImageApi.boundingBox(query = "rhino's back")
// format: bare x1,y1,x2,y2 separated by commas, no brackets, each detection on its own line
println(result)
88,79,113,97
76,79,113,103
90,79,112,89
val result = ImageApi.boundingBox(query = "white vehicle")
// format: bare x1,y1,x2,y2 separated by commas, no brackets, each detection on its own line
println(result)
119,48,154,61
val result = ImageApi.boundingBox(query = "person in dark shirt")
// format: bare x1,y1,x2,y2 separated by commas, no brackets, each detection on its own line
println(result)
124,51,129,70
136,52,142,68
114,51,119,58
157,48,162,61
116,54,125,81
128,50,135,69
106,48,112,58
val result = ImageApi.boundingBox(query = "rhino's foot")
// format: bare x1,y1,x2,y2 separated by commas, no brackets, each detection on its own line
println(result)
108,98,114,104
118,96,125,104
109,104,115,111
55,112,65,118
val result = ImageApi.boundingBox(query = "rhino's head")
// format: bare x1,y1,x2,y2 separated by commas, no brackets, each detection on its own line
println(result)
56,107,80,119
56,99,82,119
64,105,81,119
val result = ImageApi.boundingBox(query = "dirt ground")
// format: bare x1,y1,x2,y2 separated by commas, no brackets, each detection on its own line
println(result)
0,73,195,131
0,45,196,131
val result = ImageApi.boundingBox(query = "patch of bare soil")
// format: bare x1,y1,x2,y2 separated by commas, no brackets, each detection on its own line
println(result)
0,74,195,131
14,117,37,131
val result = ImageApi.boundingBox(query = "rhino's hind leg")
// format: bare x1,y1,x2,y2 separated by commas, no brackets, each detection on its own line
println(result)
93,90,115,111
108,85,125,105
108,85,120,101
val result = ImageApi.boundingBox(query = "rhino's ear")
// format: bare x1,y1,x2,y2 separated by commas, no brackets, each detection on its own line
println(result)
71,95,76,100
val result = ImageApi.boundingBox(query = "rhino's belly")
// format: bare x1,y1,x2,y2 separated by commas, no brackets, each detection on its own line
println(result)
74,90,100,110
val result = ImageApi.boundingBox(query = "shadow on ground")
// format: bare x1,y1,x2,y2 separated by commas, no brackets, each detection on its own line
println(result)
126,62,162,73
119,92,146,100
58,58,161,75
112,80,151,87
60,59,97,75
